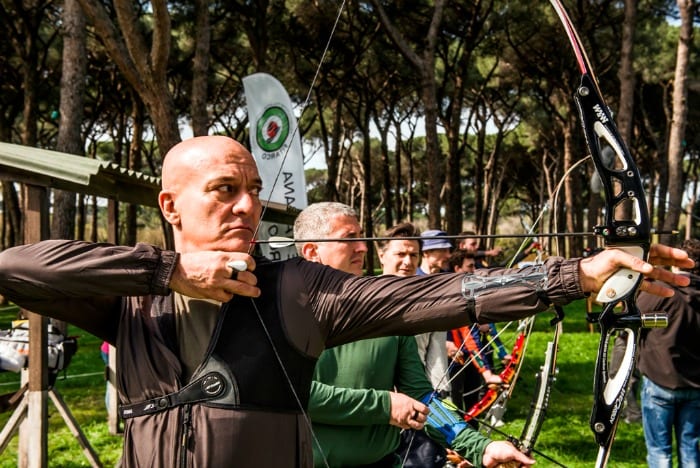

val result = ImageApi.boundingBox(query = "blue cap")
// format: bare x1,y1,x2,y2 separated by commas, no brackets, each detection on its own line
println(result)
421,230,452,251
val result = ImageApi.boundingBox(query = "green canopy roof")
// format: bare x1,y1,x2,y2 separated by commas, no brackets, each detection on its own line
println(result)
0,142,160,207
0,141,297,224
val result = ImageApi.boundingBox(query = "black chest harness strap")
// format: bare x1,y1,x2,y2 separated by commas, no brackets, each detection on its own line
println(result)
119,353,240,419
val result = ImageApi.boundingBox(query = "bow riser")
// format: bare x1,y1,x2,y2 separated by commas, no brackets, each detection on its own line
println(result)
570,54,650,464
549,1,654,465
573,75,650,249
573,74,650,306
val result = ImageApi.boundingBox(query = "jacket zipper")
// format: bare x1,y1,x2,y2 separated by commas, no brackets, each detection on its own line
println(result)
180,403,192,468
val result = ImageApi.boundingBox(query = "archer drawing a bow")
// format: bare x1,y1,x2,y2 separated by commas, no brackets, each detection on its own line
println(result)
549,1,668,466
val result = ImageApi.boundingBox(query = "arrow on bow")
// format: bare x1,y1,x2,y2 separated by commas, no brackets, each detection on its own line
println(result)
251,230,678,250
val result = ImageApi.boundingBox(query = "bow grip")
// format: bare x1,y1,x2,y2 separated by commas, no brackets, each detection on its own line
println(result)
595,246,645,304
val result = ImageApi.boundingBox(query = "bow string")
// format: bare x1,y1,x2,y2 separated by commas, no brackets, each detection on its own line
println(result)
244,3,347,468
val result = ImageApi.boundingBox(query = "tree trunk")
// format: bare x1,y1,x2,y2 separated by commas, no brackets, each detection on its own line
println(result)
393,119,403,221
661,0,694,245
2,184,22,248
612,0,638,226
420,68,444,229
15,2,43,249
325,95,343,201
52,0,87,241
617,0,637,144
191,0,211,136
20,27,38,150
362,126,375,274
78,0,181,156
125,95,145,246
370,0,446,229
563,123,575,257
376,117,393,228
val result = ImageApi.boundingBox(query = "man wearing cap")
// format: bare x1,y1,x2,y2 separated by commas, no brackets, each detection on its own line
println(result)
418,229,452,274
415,230,453,396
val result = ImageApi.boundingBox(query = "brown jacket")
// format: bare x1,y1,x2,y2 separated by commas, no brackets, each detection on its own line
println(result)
0,240,584,467
637,274,700,389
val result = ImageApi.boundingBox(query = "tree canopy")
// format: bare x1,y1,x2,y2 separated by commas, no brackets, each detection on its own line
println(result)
1,0,698,257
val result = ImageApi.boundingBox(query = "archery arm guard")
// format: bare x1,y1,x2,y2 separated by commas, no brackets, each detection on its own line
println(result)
421,394,468,445
461,265,548,298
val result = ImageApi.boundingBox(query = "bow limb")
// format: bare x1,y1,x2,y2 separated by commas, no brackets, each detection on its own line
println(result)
549,1,666,465
464,318,532,426
513,307,564,457
479,311,566,468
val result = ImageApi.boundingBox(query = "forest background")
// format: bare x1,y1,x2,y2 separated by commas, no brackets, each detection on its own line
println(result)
1,0,699,271
0,1,698,467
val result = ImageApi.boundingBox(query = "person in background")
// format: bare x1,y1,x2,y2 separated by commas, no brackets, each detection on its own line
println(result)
0,135,692,467
100,341,110,410
445,250,503,424
449,249,477,274
415,230,452,397
302,213,533,467
637,238,700,468
417,229,452,274
377,223,421,278
457,231,502,268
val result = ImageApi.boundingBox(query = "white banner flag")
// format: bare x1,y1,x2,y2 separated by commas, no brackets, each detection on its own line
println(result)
243,73,307,260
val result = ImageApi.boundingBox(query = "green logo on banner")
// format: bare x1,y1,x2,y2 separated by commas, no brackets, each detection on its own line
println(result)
256,106,290,152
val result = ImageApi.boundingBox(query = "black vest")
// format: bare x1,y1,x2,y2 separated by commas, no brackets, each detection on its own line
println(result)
120,258,318,419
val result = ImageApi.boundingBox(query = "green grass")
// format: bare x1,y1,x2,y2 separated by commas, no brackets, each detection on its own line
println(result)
489,301,646,467
0,301,648,467
0,305,123,467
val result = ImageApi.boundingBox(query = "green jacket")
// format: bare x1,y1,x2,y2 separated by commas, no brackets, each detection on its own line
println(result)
308,336,490,467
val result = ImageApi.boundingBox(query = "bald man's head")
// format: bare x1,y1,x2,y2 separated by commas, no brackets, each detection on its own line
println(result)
158,136,263,253
162,136,254,190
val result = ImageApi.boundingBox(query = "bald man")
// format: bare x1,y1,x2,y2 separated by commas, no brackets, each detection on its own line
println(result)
0,135,693,468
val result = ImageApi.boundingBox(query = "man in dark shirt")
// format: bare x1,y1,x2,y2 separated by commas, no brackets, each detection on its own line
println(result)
637,238,700,467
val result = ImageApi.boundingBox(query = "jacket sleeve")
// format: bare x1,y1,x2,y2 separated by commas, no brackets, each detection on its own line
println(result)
307,380,391,425
299,257,584,348
421,396,491,467
446,425,491,468
0,240,178,340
